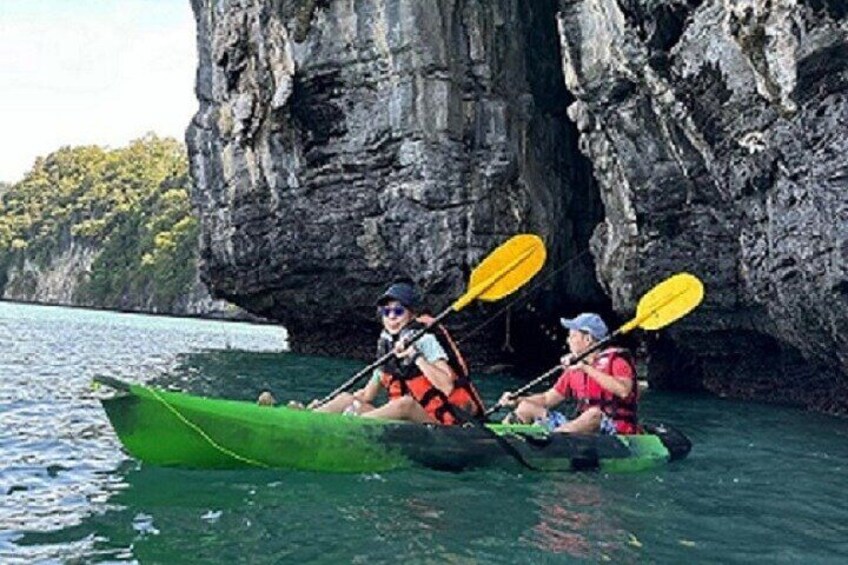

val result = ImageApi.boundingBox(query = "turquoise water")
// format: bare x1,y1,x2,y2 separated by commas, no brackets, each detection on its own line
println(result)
2,302,848,563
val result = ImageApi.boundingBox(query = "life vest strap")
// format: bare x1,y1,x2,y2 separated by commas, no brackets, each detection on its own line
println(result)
572,348,639,426
377,318,485,425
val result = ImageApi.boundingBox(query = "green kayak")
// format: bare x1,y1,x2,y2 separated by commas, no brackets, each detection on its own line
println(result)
95,377,691,473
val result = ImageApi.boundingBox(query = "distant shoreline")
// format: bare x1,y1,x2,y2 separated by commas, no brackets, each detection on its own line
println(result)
0,297,278,327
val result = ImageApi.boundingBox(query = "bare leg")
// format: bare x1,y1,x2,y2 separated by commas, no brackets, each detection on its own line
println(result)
555,406,602,434
362,395,437,424
313,392,374,414
505,398,548,424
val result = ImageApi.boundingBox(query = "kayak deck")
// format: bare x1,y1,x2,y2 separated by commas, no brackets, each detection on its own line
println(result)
97,379,691,473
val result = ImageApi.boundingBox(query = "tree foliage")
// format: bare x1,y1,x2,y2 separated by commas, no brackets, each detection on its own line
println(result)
0,134,200,311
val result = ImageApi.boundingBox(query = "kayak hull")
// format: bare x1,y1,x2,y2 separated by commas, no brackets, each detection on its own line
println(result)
98,380,691,473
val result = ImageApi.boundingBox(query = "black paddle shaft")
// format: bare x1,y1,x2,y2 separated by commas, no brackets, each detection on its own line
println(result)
315,306,453,407
484,329,621,417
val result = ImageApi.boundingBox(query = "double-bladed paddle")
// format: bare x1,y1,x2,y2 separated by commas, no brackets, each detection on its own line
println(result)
315,234,547,407
485,272,705,417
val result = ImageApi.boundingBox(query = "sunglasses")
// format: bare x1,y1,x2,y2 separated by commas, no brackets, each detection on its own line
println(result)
379,305,406,318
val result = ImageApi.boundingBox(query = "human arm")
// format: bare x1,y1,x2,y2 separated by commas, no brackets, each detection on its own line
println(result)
576,357,634,398
498,387,567,410
394,334,455,395
414,357,454,395
356,375,382,403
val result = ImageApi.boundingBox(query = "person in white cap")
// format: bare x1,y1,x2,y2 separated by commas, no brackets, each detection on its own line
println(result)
498,313,640,435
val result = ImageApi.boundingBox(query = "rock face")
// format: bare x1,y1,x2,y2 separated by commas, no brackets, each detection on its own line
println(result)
187,0,608,361
3,241,99,304
557,0,848,411
188,0,848,412
1,239,247,320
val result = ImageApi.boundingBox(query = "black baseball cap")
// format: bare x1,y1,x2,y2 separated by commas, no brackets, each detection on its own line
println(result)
376,282,421,309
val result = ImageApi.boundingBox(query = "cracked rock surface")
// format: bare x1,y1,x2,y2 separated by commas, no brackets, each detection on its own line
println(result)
188,0,848,412
187,0,604,362
558,0,847,411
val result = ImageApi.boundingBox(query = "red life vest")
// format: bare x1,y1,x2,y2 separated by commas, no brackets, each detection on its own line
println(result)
378,317,485,425
568,348,640,434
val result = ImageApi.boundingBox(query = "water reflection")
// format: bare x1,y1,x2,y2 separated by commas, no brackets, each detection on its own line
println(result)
0,302,285,562
46,463,554,563
521,477,641,561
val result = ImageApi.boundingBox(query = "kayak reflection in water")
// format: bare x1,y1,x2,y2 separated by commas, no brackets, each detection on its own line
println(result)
498,313,641,435
262,281,485,425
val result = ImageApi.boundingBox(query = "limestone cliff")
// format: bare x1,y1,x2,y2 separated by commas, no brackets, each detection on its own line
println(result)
1,238,245,320
0,137,253,321
187,0,848,412
557,0,847,411
187,0,607,361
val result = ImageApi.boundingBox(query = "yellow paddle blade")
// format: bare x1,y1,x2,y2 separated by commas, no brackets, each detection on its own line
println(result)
619,273,704,333
452,234,547,311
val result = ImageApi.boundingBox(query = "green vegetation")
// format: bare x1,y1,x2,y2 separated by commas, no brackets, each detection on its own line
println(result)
0,134,200,310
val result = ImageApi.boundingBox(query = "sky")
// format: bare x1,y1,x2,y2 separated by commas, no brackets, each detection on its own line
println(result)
0,0,197,182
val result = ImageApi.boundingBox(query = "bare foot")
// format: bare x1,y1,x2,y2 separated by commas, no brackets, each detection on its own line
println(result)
257,391,277,406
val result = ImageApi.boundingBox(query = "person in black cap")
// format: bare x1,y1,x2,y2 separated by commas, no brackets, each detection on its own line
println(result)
312,281,484,425
498,313,640,435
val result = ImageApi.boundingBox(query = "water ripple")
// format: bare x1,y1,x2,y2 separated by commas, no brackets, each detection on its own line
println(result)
0,302,285,561
2,302,848,562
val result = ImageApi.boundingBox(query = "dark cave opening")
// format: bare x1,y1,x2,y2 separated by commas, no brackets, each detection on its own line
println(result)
489,0,615,375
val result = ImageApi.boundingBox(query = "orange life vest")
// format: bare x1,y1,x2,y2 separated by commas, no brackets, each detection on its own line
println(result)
378,317,485,425
570,348,640,434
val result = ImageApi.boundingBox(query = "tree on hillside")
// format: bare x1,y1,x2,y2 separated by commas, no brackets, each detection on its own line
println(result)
0,134,200,311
